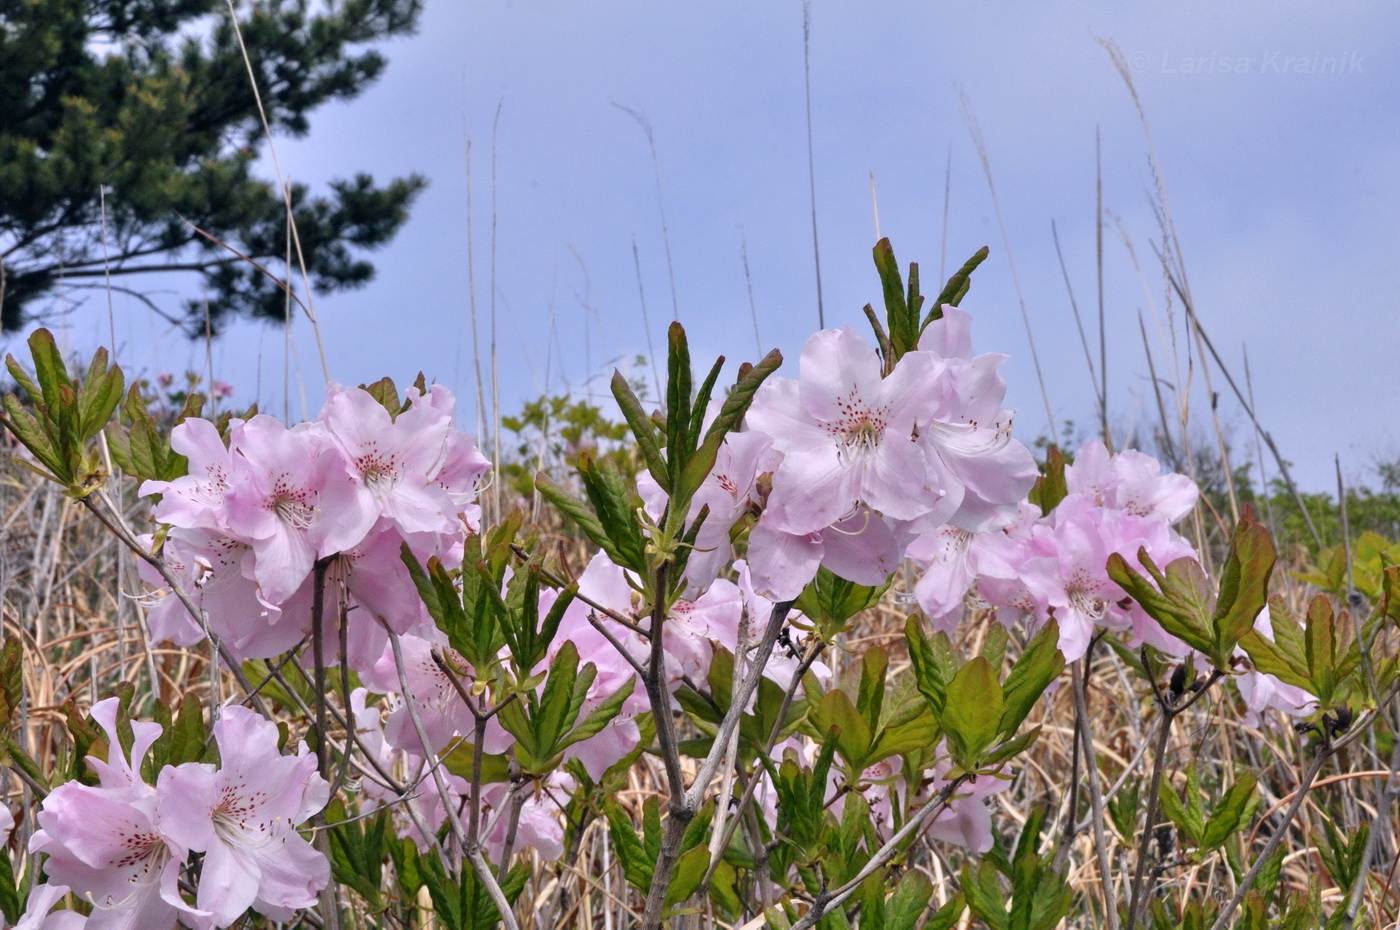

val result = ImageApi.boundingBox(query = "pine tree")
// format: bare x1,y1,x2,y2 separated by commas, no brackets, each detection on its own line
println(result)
0,0,427,335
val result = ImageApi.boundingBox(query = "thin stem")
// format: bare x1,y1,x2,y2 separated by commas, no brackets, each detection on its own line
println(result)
82,491,269,720
383,624,522,930
788,772,978,930
1204,748,1331,930
1123,707,1173,930
1074,653,1120,930
1342,700,1400,928
309,559,342,930
640,598,795,930
1123,664,1224,930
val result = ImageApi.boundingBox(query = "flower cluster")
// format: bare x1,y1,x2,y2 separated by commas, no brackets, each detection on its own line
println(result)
26,700,327,930
640,308,1038,603
910,440,1200,660
138,382,490,663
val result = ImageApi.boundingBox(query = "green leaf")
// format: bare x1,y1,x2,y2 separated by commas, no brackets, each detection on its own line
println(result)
925,893,967,930
941,656,1004,767
1026,446,1067,515
1305,594,1340,704
961,861,1009,930
795,568,890,641
1202,772,1259,851
873,238,913,357
665,845,710,908
764,904,796,930
687,355,726,458
856,646,888,727
606,798,653,892
558,676,635,754
1108,550,1217,663
27,328,68,412
812,689,873,771
708,858,743,918
0,844,18,925
328,807,387,907
906,617,955,716
682,348,782,504
576,452,647,573
998,619,1064,738
665,322,695,491
0,638,21,732
928,246,989,319
869,705,941,763
611,370,668,492
534,472,619,565
885,870,934,929
1239,630,1312,694
1212,509,1276,659
1159,773,1203,848
983,725,1042,767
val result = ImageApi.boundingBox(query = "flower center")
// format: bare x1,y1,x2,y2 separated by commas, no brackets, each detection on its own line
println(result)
1068,586,1107,620
826,389,890,464
353,444,402,496
213,782,277,848
268,474,315,528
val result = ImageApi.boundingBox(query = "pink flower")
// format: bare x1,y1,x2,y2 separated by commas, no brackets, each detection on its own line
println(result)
747,327,946,536
12,883,86,930
221,416,373,603
141,418,240,533
908,526,979,634
746,508,904,601
319,383,458,539
360,635,510,758
1065,441,1197,523
139,529,311,660
29,699,203,930
403,384,492,533
912,307,1039,533
156,706,329,927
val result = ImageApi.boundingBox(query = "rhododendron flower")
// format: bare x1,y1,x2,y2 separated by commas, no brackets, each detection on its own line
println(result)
477,779,567,863
747,507,904,600
907,526,979,633
360,635,510,757
912,307,1038,533
157,706,329,926
221,416,372,603
138,530,311,660
11,883,86,930
320,383,458,539
829,742,1007,854
30,699,203,930
141,418,238,533
1064,440,1197,523
1018,513,1119,662
400,383,492,532
747,327,946,535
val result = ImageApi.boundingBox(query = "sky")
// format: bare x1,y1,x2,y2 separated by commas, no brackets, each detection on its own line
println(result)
12,0,1400,493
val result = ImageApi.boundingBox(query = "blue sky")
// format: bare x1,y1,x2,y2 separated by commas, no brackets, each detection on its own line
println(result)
14,0,1400,492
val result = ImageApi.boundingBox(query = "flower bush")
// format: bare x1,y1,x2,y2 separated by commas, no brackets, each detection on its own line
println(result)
0,239,1394,930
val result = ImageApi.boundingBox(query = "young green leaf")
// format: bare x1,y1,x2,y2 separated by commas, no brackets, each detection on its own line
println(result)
941,656,1004,768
